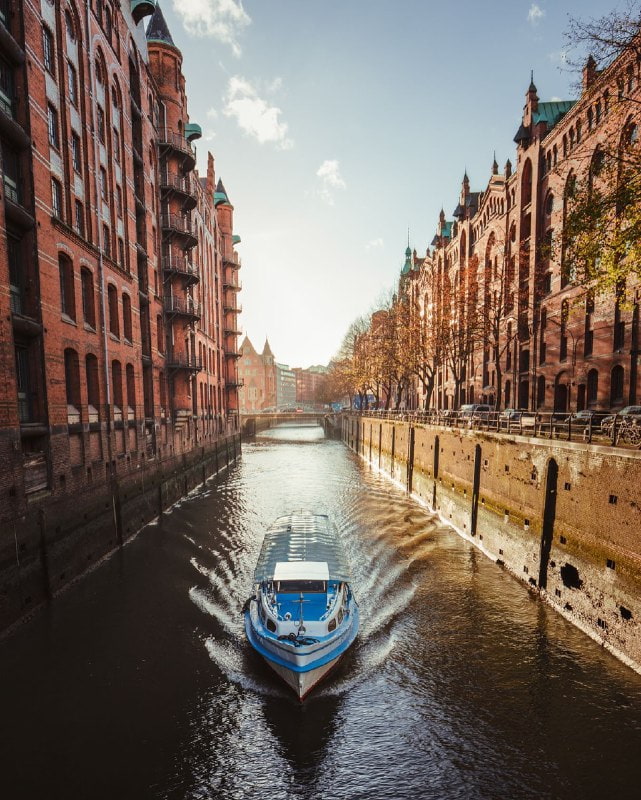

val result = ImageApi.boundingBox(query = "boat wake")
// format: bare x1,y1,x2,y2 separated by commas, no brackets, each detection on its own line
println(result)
204,637,283,697
189,586,243,637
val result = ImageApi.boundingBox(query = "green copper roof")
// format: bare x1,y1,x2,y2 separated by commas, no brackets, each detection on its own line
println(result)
185,123,202,142
232,234,241,245
533,101,576,130
214,178,231,206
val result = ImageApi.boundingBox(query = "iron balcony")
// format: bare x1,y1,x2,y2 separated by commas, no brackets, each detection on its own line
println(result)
158,130,196,172
165,350,203,372
163,295,200,321
162,256,200,285
159,171,197,210
161,213,197,249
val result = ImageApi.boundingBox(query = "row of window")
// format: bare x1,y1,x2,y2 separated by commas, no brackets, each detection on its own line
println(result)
64,348,135,415
59,254,132,341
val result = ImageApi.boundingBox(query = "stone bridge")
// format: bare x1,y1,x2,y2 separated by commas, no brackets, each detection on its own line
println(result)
240,412,341,437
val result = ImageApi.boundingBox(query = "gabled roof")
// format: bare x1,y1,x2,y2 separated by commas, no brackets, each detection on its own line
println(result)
145,4,175,46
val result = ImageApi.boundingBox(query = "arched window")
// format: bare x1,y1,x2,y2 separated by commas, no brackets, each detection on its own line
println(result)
59,254,75,320
521,159,532,206
587,369,598,407
80,267,95,328
86,353,100,413
64,10,75,41
536,375,546,407
126,363,135,415
112,360,123,410
64,348,81,409
122,293,132,342
610,365,625,405
107,283,119,337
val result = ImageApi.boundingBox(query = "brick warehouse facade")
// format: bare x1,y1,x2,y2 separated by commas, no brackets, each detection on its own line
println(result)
0,2,241,522
400,48,641,413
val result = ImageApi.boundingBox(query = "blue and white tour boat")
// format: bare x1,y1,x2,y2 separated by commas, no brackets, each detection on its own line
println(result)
244,511,359,700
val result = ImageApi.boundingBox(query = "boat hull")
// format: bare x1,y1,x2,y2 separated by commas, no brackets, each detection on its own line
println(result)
244,603,359,700
263,652,343,700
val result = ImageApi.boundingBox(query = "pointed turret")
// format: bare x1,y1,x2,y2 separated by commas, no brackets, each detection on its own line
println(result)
492,151,499,175
583,55,598,90
262,339,274,358
401,244,412,276
145,3,175,46
505,158,512,178
214,178,231,207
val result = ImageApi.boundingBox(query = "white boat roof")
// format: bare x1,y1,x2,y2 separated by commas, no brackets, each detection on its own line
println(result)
253,512,351,583
273,561,329,581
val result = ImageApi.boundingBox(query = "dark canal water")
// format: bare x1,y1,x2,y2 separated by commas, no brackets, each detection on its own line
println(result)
2,424,641,799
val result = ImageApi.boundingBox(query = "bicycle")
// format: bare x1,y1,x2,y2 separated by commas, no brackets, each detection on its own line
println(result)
617,418,641,447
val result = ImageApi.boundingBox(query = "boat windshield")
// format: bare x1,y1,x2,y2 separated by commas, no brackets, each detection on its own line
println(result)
275,580,326,594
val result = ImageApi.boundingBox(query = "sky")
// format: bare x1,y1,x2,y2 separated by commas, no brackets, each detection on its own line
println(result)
159,0,612,369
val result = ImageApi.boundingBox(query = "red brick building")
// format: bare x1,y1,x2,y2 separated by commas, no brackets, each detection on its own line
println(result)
292,365,327,406
0,2,241,514
402,53,640,413
237,336,276,412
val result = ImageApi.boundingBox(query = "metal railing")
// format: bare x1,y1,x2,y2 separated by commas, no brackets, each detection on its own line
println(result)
163,295,200,318
158,131,195,159
162,256,199,281
353,408,641,451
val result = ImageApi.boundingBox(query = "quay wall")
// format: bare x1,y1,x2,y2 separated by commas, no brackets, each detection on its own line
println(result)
345,415,641,672
0,434,241,635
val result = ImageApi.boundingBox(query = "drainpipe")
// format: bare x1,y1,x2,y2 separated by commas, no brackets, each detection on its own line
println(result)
85,4,113,470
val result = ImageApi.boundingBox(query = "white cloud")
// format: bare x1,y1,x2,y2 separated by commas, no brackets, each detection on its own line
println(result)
527,4,545,26
366,238,384,251
172,0,250,57
316,160,346,205
223,76,293,149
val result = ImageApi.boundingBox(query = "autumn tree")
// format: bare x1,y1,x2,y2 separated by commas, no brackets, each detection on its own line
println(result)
561,4,641,297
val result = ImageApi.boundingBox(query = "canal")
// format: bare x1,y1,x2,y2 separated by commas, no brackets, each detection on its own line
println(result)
2,423,641,799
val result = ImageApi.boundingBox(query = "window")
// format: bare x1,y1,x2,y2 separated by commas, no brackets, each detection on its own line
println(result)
107,284,119,336
116,185,123,218
595,101,602,124
99,167,107,200
102,223,111,259
51,177,62,218
71,132,81,173
112,127,120,163
64,348,81,409
64,10,76,41
59,254,75,320
118,238,125,269
587,108,593,131
81,267,95,327
67,61,78,106
74,200,84,236
86,354,100,411
126,363,135,413
610,365,625,405
15,344,33,423
47,104,59,148
43,26,55,75
97,105,105,143
122,293,132,341
112,360,123,410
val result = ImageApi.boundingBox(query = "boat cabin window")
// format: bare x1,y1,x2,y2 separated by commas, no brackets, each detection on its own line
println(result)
275,580,326,594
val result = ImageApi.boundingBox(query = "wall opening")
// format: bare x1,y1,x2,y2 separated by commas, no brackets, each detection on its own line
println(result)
560,563,582,589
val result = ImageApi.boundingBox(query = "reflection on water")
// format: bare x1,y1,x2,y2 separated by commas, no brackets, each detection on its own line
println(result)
2,423,641,799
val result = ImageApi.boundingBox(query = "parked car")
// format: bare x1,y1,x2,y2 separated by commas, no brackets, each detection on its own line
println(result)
600,405,641,433
552,409,606,435
498,408,537,430
459,404,492,423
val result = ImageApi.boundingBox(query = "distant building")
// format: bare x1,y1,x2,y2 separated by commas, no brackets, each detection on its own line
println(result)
293,365,327,405
275,363,297,409
238,337,276,411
